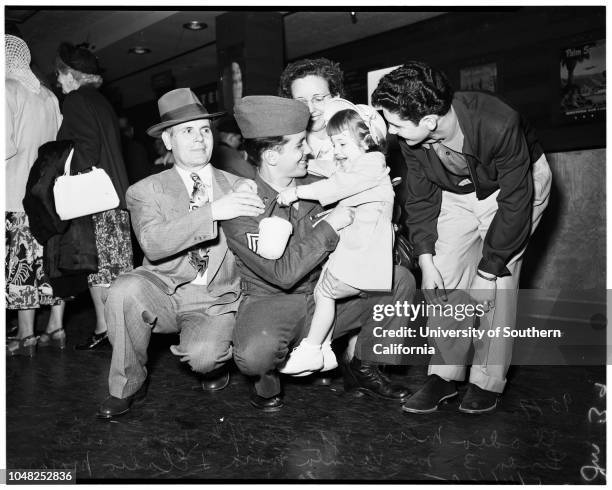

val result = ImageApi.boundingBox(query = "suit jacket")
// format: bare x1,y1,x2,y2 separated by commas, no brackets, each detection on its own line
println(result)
299,151,394,290
222,173,339,295
126,165,242,315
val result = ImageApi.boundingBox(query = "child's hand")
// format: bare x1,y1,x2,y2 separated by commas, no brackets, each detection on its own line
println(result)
276,187,298,206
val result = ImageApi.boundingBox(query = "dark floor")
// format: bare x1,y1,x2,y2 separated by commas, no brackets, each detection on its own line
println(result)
5,296,607,483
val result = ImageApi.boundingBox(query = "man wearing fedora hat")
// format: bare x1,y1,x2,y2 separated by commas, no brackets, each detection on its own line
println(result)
97,88,265,419
222,95,415,412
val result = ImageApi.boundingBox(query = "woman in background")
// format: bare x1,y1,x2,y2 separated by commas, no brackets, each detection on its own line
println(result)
5,34,66,356
55,42,133,350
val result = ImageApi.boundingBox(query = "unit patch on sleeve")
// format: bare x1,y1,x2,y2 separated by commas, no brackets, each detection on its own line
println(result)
246,232,259,253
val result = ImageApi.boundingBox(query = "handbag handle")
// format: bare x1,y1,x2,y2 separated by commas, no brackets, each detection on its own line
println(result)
63,148,75,176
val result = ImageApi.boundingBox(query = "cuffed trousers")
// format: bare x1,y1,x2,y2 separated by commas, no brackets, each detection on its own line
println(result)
428,154,552,392
105,272,234,399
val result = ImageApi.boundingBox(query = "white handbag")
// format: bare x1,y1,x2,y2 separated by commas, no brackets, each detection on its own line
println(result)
53,147,120,221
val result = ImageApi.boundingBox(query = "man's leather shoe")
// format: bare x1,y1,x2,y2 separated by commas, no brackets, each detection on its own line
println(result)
75,331,109,350
402,374,458,414
97,379,149,419
343,357,409,401
200,369,230,392
458,383,499,414
250,393,284,412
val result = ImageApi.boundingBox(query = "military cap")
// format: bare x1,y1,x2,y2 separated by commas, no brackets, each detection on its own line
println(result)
234,95,310,138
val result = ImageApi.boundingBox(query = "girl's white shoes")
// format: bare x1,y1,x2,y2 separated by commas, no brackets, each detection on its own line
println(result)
322,341,338,372
279,339,338,376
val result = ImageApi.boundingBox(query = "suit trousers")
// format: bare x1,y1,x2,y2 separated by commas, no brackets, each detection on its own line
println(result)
105,271,234,398
428,154,552,392
233,265,416,398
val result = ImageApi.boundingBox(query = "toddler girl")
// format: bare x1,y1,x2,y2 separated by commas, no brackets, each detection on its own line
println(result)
276,99,394,376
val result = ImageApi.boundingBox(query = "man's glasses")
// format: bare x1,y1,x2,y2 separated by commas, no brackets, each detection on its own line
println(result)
295,93,331,106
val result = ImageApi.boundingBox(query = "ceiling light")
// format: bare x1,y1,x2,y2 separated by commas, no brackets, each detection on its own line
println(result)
129,46,151,55
183,21,207,30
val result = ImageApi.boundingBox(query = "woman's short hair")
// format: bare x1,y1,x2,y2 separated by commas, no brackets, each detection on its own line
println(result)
326,109,387,154
243,135,287,167
278,57,345,99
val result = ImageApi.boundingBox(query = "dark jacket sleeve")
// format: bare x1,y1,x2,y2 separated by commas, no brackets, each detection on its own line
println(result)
57,92,100,173
400,142,442,256
479,113,534,277
223,215,339,290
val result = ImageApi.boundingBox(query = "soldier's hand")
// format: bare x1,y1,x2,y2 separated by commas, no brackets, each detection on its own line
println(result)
211,192,265,221
324,206,355,232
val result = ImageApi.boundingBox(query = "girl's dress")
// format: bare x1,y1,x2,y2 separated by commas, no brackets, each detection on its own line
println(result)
300,151,394,291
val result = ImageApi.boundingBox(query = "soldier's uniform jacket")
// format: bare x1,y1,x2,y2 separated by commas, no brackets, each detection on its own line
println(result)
222,173,339,295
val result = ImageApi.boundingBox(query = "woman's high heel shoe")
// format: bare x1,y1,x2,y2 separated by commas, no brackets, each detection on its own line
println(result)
38,328,67,349
7,335,37,357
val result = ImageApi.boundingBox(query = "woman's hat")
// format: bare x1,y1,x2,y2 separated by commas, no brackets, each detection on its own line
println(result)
147,88,225,137
58,42,101,75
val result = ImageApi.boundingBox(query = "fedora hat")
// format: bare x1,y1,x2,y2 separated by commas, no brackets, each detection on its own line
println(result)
147,88,225,137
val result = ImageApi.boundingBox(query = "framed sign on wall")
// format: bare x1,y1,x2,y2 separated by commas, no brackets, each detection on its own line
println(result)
559,39,605,122
459,62,498,92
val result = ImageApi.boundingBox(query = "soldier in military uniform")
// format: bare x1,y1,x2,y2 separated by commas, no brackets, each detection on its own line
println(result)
222,95,416,412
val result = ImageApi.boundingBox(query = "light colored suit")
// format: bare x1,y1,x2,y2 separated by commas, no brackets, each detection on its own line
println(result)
105,165,242,398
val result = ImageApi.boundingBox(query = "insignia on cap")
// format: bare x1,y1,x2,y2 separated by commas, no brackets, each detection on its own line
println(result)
246,232,259,253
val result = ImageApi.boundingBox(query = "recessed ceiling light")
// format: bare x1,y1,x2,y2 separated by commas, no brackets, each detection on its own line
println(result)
183,21,207,30
129,46,151,55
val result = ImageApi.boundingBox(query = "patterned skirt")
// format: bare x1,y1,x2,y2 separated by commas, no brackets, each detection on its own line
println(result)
5,212,62,309
88,209,134,287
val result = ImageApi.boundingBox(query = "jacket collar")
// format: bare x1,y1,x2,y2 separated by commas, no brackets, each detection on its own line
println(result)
165,166,190,205
211,165,232,198
451,92,477,158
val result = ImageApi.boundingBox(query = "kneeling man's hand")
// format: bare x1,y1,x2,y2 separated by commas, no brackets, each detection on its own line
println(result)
211,191,265,221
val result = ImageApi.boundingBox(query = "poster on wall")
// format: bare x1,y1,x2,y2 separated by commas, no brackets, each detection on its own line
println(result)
560,39,605,119
459,62,498,92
